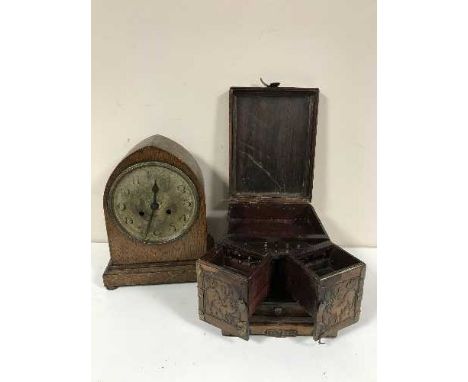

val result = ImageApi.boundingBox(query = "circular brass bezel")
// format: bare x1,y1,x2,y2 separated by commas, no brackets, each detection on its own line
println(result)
108,161,200,244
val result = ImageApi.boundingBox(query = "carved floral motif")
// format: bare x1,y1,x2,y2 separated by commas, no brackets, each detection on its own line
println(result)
321,277,359,327
203,274,242,327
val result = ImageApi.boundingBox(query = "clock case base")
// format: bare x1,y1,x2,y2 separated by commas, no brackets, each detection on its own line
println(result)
103,259,197,289
104,234,214,290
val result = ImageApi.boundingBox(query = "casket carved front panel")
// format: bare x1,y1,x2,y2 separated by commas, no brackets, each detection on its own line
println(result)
315,275,364,339
197,263,249,339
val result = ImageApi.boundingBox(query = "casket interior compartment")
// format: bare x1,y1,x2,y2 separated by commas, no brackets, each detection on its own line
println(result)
197,244,272,323
296,244,362,277
209,244,265,275
227,203,327,239
285,244,366,340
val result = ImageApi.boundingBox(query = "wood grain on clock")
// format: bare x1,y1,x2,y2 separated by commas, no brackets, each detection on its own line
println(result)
103,135,210,289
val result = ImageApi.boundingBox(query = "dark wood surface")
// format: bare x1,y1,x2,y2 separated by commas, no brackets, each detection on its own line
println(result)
103,135,209,289
229,87,319,200
227,202,328,240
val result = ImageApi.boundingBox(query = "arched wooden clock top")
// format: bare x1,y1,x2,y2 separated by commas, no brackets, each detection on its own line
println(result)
103,135,210,289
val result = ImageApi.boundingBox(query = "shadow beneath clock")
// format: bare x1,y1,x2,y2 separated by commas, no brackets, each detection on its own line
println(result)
191,154,228,243
206,214,227,243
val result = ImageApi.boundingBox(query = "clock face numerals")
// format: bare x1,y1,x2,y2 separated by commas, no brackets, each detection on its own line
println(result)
110,161,199,243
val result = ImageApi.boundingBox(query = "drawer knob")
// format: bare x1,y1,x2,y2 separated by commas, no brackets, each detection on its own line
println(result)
274,307,283,316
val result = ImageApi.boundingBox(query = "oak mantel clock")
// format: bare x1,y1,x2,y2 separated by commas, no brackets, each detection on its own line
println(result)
103,134,209,289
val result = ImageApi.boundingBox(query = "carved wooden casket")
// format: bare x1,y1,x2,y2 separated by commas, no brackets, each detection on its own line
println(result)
197,86,365,340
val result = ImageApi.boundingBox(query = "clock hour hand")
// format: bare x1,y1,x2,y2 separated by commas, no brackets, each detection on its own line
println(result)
144,179,160,239
150,180,160,210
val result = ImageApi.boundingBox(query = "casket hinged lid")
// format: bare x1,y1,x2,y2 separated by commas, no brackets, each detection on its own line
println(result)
229,87,319,201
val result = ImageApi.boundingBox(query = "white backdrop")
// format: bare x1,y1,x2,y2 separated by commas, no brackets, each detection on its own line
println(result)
92,0,376,246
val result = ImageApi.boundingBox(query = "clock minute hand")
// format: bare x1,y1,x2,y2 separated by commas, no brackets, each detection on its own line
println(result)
151,181,159,209
144,179,160,240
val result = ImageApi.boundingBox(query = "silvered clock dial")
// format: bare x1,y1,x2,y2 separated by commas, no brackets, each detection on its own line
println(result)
109,162,199,244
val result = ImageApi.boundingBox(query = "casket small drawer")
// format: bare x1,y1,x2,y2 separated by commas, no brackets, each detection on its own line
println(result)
285,244,365,340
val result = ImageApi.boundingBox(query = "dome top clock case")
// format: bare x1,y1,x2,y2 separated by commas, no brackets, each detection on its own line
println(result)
103,135,210,289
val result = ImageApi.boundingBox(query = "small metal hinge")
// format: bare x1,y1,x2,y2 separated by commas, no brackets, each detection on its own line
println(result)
260,78,280,87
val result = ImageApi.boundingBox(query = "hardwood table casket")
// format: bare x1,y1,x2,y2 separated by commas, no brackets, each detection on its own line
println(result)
197,86,366,340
